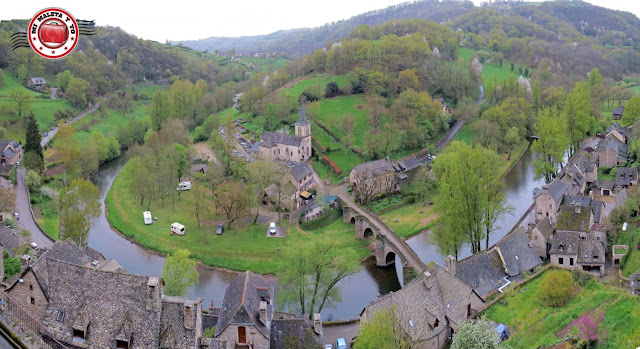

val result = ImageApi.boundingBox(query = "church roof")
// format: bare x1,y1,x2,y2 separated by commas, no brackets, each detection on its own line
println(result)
295,104,309,127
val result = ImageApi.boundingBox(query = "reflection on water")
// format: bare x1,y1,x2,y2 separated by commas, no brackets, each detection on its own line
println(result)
87,156,400,321
407,147,545,263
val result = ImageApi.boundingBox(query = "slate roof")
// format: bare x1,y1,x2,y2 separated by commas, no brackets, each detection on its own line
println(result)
595,180,615,191
0,140,21,160
577,240,605,264
556,205,592,232
538,178,567,202
535,217,555,239
595,135,628,159
30,77,46,85
607,122,630,138
427,263,485,328
592,201,604,224
269,319,323,349
573,154,596,173
159,296,203,349
559,165,586,194
562,195,591,207
290,162,312,182
35,240,105,270
612,107,624,118
395,157,421,172
549,231,581,255
454,249,507,298
295,104,309,127
215,271,275,339
615,167,638,187
260,131,303,147
352,158,395,177
0,226,28,256
200,338,227,349
496,227,543,276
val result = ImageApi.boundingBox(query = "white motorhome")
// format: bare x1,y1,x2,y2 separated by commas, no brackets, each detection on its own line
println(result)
171,222,185,235
143,211,153,225
177,181,192,191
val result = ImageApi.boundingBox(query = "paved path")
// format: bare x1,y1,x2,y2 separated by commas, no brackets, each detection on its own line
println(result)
329,185,427,273
49,87,57,100
14,168,53,248
40,98,104,147
323,322,359,347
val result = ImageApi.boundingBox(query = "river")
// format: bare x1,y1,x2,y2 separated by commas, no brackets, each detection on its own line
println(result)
86,156,400,321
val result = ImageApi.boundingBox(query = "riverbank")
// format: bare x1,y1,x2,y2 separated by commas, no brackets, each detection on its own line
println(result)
105,160,371,274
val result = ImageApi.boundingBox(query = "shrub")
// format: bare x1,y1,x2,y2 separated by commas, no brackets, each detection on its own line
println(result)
540,269,574,307
322,155,342,175
3,218,17,229
312,137,325,152
4,257,21,279
571,270,592,286
325,82,341,98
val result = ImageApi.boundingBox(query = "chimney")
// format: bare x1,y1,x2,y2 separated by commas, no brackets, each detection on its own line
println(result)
444,255,456,275
209,301,215,311
184,300,195,330
574,206,581,214
259,301,268,326
146,277,160,312
313,313,323,336
0,243,4,282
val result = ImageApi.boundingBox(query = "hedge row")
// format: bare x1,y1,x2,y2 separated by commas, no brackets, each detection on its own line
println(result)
322,155,342,175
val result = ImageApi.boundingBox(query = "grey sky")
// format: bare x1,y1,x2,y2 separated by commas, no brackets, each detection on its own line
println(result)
2,0,639,42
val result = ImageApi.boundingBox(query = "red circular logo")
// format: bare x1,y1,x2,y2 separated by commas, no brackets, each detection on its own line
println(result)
28,8,79,59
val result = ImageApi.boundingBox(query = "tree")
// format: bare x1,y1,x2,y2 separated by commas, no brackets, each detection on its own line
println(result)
25,170,41,192
66,77,91,109
24,112,43,164
278,239,361,318
533,79,541,112
149,90,173,130
325,82,340,98
191,184,212,230
78,140,99,177
129,157,155,210
621,96,640,127
22,150,44,174
563,82,592,156
55,123,80,185
342,113,355,137
504,127,520,160
570,311,604,347
247,158,278,224
433,141,508,256
540,269,574,307
4,256,21,279
162,249,199,296
55,70,73,91
58,178,101,246
532,108,569,182
451,319,507,349
8,89,31,118
214,181,249,228
354,306,410,349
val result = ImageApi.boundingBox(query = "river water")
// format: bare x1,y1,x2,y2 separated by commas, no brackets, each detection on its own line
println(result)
86,156,399,321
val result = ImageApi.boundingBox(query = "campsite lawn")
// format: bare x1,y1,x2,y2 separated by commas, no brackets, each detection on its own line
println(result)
106,160,370,274
485,269,640,348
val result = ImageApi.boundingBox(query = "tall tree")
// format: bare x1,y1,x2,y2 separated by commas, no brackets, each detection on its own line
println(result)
191,184,212,230
55,123,80,185
354,306,410,349
214,181,249,228
163,249,199,296
149,90,173,130
563,82,592,156
621,96,640,127
247,158,278,224
58,178,101,246
66,77,91,109
8,89,31,118
532,107,569,182
24,112,43,161
433,141,507,255
278,239,361,318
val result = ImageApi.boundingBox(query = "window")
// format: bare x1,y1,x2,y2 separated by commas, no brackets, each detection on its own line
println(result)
570,258,574,266
559,257,564,265
594,255,599,260
597,236,600,241
56,310,65,322
30,297,35,305
116,340,129,349
29,284,33,291
546,212,549,217
73,329,85,340
434,318,439,328
549,204,552,209
581,236,586,240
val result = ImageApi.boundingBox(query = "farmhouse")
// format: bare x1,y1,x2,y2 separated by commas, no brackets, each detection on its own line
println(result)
27,77,47,91
535,179,567,224
350,157,399,199
549,231,605,275
594,134,628,168
0,140,23,166
257,105,311,163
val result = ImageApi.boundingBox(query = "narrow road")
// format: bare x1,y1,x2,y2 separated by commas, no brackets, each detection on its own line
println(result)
40,98,104,147
14,168,53,248
329,185,427,273
49,87,57,100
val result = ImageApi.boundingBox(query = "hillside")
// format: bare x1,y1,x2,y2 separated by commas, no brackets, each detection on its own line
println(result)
175,0,475,56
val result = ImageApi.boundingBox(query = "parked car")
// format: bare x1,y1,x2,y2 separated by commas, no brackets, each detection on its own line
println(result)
269,222,277,234
324,345,333,349
50,126,55,131
29,242,38,249
13,212,19,220
216,224,224,235
43,132,48,137
427,154,436,160
336,338,347,349
495,324,509,341
14,162,19,168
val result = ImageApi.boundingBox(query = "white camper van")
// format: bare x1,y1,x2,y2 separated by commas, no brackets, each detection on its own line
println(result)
143,211,153,225
171,222,185,235
177,181,192,191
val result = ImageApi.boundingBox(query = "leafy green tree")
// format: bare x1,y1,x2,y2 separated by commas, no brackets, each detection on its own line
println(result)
25,170,41,192
214,181,249,228
533,79,541,112
66,77,91,109
22,150,44,174
588,68,602,87
504,127,520,160
451,319,507,349
532,108,569,182
563,82,592,156
247,158,278,224
621,96,640,127
163,249,199,296
325,81,340,98
58,178,101,246
354,306,410,349
4,257,21,279
55,123,80,184
9,89,31,118
24,112,43,159
149,90,173,130
278,239,361,318
433,141,508,256
54,70,73,91
540,269,574,307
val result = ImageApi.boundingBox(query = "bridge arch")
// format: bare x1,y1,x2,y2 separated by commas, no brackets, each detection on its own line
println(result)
363,227,373,240
385,251,396,264
350,216,355,224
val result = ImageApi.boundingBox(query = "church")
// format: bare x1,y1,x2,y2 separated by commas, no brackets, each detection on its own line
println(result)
257,104,312,163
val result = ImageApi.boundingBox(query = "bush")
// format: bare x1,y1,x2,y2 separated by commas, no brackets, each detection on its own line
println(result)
3,218,17,229
4,257,21,279
571,270,592,287
325,82,341,98
300,206,343,231
540,269,574,307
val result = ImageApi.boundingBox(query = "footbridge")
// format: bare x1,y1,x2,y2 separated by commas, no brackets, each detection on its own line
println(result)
331,188,427,273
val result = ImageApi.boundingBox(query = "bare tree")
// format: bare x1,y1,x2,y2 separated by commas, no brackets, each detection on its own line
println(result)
352,169,380,206
381,171,399,204
215,181,249,228
248,158,278,224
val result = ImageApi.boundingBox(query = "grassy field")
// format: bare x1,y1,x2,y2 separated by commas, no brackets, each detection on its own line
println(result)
278,74,348,99
620,224,640,277
106,161,370,273
458,48,530,91
455,124,476,144
71,102,149,144
378,202,438,238
0,70,42,97
241,57,289,72
31,191,59,240
485,269,640,348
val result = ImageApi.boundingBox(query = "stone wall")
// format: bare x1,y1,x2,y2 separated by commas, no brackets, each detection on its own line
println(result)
7,270,48,322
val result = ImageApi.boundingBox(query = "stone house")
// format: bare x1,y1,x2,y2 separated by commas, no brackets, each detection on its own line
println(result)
393,156,423,183
213,271,322,349
549,232,605,275
612,107,624,120
350,157,399,200
5,240,203,348
559,164,587,196
289,162,314,207
615,167,638,189
594,180,615,196
360,263,485,349
446,227,542,299
0,140,23,166
606,123,630,144
27,77,47,91
257,106,311,163
574,154,597,185
535,179,567,224
0,226,28,257
529,217,554,259
594,135,628,168
555,205,594,233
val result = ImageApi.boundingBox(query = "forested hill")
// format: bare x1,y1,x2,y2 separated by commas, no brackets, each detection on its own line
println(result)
174,0,475,56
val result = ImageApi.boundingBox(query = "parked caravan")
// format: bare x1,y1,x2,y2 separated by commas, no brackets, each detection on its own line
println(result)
177,181,192,191
171,222,185,235
143,211,153,225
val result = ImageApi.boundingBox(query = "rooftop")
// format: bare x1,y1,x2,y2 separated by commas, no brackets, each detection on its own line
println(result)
261,131,304,147
556,205,592,232
290,162,313,182
352,158,395,177
615,167,638,187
